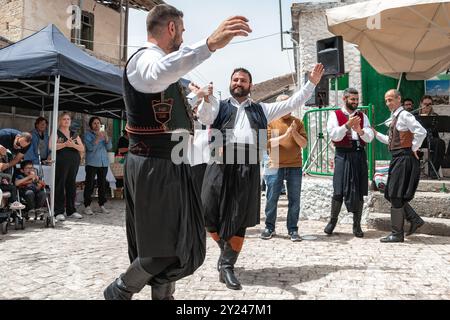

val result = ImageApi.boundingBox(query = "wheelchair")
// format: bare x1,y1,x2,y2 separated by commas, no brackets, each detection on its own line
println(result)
0,175,26,234
0,189,12,234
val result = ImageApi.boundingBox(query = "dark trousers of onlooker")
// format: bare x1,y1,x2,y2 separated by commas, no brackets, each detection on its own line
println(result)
54,159,79,216
84,165,108,207
429,136,446,177
116,178,124,189
21,189,46,211
444,142,450,168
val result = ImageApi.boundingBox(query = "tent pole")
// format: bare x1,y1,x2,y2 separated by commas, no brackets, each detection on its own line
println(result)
396,73,403,91
124,0,129,61
41,96,45,117
119,0,124,64
50,75,60,221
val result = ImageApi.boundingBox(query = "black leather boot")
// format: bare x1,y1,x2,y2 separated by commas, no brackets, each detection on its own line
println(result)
104,258,153,300
404,203,424,236
151,282,176,300
380,207,405,243
219,242,242,290
217,239,225,271
324,198,342,235
352,201,364,238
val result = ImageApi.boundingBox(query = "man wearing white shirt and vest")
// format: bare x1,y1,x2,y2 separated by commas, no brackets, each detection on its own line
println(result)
374,89,426,243
197,64,324,290
325,88,374,238
187,82,213,195
103,4,252,300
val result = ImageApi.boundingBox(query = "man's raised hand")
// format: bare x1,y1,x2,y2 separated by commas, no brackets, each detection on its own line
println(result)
207,16,252,52
308,63,325,85
188,82,201,95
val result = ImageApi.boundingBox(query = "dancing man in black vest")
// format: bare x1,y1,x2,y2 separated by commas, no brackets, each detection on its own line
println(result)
324,88,374,237
197,64,324,290
104,4,252,300
373,89,426,243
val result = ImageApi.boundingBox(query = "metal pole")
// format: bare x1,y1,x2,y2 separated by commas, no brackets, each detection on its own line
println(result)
50,75,60,222
396,72,403,91
291,38,302,118
368,103,375,181
334,75,338,107
119,0,124,63
124,0,129,60
279,0,284,51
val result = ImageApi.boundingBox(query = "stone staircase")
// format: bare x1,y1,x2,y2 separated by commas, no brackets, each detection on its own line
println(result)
367,179,450,236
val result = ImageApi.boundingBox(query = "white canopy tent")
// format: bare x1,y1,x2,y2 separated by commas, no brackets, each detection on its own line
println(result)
326,0,450,87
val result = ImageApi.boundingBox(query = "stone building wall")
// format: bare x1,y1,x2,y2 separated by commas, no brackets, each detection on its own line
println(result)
293,1,366,106
0,0,24,42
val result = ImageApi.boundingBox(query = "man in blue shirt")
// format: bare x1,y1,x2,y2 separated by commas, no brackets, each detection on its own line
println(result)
83,117,112,215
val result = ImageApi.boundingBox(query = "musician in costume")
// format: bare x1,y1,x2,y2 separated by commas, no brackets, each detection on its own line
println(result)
324,88,374,237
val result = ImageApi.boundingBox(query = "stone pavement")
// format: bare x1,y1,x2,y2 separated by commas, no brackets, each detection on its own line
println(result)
0,197,449,300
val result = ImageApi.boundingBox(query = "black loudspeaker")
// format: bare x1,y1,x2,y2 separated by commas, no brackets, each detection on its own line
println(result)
304,73,329,107
317,36,345,76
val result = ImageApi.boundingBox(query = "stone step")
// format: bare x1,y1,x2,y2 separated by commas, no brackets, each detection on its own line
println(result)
416,179,450,192
370,191,450,218
367,212,450,237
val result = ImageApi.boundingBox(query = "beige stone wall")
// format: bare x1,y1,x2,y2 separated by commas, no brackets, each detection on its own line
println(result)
0,0,24,42
22,0,122,61
0,114,36,132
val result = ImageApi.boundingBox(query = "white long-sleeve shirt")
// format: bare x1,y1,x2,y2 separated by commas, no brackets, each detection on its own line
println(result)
375,107,427,152
196,81,316,145
126,40,212,94
125,40,212,165
327,107,374,143
186,93,210,166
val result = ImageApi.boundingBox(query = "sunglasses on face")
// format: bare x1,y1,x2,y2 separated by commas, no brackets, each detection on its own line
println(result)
15,140,23,149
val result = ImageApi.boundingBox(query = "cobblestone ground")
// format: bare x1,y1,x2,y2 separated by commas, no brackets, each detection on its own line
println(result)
1,197,449,300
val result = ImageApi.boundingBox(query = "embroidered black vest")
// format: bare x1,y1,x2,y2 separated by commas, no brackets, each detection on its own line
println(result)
211,99,267,138
210,99,268,163
123,48,194,137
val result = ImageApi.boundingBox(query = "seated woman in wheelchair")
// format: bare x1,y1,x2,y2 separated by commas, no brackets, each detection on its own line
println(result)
15,160,47,219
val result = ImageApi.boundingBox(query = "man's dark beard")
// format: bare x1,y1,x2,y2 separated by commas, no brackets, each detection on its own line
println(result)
346,102,358,111
169,40,181,52
229,86,250,98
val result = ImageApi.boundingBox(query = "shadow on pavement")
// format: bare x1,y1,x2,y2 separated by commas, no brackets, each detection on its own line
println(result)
235,264,368,299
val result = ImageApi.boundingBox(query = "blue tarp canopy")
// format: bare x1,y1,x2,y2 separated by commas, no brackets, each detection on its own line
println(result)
0,24,124,118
